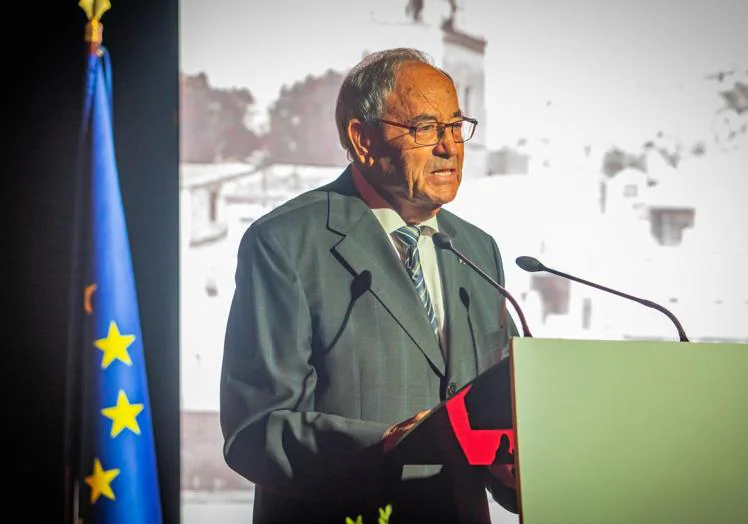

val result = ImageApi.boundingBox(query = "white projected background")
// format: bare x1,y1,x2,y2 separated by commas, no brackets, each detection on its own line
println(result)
178,1,748,522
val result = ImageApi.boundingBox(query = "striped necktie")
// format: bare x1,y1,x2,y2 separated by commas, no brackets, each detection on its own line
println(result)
394,225,439,334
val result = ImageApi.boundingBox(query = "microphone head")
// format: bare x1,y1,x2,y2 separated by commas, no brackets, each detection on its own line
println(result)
432,232,453,250
351,270,372,299
516,256,545,273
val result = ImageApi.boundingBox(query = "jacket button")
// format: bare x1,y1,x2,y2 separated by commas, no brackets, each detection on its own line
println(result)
446,382,458,397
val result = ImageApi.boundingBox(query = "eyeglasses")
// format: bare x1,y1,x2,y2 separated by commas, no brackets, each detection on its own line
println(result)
378,117,478,145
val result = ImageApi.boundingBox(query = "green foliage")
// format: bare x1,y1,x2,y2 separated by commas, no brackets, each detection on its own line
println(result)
345,504,393,524
378,504,393,524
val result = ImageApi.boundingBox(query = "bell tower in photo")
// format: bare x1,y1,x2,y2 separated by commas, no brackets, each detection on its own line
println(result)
365,0,489,178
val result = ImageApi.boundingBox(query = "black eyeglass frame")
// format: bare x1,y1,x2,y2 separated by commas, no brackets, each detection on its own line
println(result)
377,117,478,145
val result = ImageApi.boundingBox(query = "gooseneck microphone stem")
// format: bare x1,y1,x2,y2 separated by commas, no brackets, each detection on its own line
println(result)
432,233,532,338
547,266,689,342
516,256,689,342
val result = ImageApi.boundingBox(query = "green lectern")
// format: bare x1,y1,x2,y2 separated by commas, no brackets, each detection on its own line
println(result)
388,338,748,523
511,338,748,524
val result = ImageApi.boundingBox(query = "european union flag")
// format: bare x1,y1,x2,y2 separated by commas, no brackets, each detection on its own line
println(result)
73,44,163,523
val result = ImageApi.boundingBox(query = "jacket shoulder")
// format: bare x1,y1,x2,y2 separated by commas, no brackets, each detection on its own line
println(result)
439,208,496,244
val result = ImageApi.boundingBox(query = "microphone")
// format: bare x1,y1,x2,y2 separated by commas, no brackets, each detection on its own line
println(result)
432,232,532,337
351,269,372,301
321,270,372,356
515,256,689,342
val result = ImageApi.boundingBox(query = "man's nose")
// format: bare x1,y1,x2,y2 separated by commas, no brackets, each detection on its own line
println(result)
434,125,458,156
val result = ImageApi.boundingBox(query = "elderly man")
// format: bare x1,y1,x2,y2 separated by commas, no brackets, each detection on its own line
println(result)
220,47,518,523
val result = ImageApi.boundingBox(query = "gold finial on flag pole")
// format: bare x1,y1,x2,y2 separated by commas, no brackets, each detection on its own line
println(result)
80,0,111,55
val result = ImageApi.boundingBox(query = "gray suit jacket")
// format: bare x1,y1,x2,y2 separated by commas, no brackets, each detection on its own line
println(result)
220,166,518,523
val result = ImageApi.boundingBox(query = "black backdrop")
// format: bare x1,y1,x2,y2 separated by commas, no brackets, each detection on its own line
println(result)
8,0,180,521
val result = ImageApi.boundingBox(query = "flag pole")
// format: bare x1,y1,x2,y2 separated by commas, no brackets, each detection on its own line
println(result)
64,2,110,522
65,2,163,521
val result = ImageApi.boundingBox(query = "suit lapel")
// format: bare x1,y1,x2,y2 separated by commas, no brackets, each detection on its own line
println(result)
327,168,446,376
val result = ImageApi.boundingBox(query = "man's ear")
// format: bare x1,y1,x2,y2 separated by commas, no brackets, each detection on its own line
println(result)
347,119,375,167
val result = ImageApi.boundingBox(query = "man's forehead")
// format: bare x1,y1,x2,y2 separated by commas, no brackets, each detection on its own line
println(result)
387,64,459,119
395,61,449,85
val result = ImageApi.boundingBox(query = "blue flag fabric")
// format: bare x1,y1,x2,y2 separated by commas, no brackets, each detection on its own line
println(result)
78,47,163,523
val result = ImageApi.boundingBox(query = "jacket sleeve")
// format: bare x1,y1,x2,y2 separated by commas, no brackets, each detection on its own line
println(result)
220,225,392,503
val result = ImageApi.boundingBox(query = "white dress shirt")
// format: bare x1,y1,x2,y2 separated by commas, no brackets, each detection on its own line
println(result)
367,207,448,355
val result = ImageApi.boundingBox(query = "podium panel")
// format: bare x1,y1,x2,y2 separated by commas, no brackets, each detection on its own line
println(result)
511,338,748,524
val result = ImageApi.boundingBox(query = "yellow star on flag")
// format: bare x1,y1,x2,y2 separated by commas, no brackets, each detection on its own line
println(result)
101,390,144,437
84,458,120,503
94,320,135,369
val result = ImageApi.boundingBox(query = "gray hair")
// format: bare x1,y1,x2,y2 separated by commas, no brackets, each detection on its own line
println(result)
335,48,451,158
